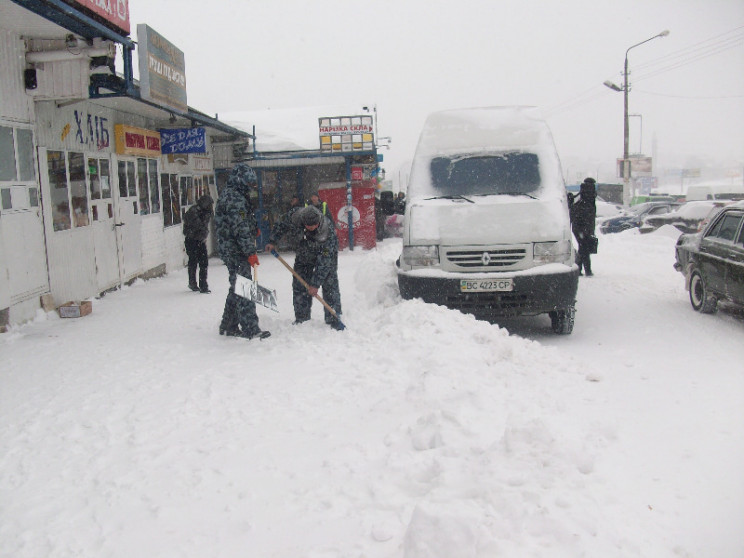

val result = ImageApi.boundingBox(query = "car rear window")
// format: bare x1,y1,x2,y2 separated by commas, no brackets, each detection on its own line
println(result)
429,152,541,196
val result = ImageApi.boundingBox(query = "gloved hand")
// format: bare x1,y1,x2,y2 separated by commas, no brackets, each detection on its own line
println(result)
248,254,259,267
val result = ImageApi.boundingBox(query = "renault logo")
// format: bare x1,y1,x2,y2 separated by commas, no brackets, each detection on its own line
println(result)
481,251,491,266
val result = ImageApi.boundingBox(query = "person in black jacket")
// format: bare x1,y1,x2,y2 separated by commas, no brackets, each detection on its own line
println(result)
183,194,214,293
569,178,597,276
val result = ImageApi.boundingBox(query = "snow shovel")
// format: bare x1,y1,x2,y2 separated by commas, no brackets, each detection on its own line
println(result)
270,249,346,330
234,265,279,312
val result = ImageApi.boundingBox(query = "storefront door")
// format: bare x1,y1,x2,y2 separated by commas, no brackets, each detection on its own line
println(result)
114,158,142,282
88,156,120,291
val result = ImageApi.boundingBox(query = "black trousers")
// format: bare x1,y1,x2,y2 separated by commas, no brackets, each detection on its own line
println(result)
576,240,593,274
185,237,208,288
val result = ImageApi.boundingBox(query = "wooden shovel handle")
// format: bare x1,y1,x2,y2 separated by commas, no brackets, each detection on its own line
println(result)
270,249,345,326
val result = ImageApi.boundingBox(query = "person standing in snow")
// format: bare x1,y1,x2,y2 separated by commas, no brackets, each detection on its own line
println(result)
265,205,343,330
183,194,214,293
214,163,270,339
570,177,598,276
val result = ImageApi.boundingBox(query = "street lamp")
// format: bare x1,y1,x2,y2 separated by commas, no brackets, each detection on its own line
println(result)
604,29,669,206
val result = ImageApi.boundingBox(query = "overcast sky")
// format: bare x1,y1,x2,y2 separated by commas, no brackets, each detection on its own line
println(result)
128,0,744,187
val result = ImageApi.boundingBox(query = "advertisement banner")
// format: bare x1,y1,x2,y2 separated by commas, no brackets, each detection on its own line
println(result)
114,124,161,157
319,115,375,152
159,128,206,154
321,184,377,250
617,156,653,178
63,0,130,35
137,24,187,113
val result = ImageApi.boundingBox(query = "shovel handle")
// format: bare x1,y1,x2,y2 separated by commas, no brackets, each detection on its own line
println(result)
270,249,346,330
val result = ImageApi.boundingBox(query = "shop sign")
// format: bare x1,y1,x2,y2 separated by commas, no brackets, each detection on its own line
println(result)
63,110,111,150
62,0,130,35
319,115,375,152
114,124,161,157
192,156,212,171
159,127,206,154
137,24,187,113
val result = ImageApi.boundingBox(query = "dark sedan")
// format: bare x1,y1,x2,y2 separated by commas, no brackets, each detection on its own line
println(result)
674,201,744,313
640,200,726,234
599,202,679,234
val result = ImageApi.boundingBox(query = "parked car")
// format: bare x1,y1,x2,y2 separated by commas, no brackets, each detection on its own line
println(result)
599,202,679,234
595,197,624,220
639,200,726,234
674,201,744,313
696,201,737,232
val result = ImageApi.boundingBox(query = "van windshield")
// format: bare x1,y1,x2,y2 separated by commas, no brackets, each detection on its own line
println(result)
429,152,541,197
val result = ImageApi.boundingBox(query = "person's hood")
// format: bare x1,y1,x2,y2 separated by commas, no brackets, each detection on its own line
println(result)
224,163,257,197
197,195,214,211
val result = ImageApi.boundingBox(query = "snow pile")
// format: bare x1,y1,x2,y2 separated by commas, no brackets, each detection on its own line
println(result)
1,230,742,557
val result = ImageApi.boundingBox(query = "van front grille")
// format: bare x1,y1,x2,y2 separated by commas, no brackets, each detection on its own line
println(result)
443,247,527,271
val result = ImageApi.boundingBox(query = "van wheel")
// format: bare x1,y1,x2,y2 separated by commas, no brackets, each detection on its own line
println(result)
549,307,575,334
689,270,717,313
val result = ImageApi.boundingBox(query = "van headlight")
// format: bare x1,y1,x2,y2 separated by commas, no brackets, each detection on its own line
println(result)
533,240,571,264
402,245,440,267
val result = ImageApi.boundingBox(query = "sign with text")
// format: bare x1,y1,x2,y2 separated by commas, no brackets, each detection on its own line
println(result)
114,124,161,157
137,24,187,113
62,0,130,35
617,156,653,178
159,127,206,154
319,115,374,152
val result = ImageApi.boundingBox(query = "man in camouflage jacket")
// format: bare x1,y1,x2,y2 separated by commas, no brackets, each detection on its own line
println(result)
214,163,270,339
265,205,343,330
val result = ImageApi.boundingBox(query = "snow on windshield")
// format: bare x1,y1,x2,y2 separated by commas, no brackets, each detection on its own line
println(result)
429,152,541,196
408,107,564,200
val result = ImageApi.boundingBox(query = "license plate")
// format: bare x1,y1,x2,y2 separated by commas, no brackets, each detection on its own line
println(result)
460,279,513,292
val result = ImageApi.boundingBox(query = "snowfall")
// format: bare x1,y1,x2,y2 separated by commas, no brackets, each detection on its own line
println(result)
1,227,742,558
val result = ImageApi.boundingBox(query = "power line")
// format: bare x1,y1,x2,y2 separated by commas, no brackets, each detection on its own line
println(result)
545,24,744,117
635,89,744,100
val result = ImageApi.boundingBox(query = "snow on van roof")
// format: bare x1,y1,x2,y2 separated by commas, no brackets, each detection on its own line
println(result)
408,106,565,200
415,106,549,153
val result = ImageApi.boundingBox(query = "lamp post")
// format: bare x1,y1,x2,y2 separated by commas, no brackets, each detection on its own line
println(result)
604,30,669,206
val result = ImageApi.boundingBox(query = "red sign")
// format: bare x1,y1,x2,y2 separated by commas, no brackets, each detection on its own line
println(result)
64,0,131,35
321,184,377,250
115,124,161,157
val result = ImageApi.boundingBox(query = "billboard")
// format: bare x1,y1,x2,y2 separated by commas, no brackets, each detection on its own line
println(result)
319,115,374,152
137,24,187,113
617,156,653,178
62,0,130,35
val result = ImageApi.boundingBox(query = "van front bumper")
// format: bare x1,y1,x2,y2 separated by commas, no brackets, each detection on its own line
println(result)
397,266,579,318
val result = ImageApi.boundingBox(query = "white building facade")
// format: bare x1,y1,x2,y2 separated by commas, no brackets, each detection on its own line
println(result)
0,0,249,330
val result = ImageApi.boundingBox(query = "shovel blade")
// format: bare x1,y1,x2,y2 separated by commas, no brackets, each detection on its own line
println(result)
234,274,279,312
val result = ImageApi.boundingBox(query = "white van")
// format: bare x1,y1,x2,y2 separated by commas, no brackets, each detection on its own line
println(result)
685,184,744,202
397,107,579,333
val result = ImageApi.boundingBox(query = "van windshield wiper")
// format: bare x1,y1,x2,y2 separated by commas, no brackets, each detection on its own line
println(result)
425,194,475,203
496,192,538,200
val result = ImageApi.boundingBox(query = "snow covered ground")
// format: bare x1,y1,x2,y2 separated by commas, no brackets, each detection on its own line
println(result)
2,226,742,558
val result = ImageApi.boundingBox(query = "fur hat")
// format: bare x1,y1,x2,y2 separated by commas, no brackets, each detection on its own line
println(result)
299,206,323,227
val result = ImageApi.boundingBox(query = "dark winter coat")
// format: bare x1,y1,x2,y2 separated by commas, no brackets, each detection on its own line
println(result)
570,190,597,240
214,167,259,259
183,195,213,242
270,206,339,288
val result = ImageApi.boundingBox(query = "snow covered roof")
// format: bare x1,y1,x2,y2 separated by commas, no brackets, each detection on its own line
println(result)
222,104,374,153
